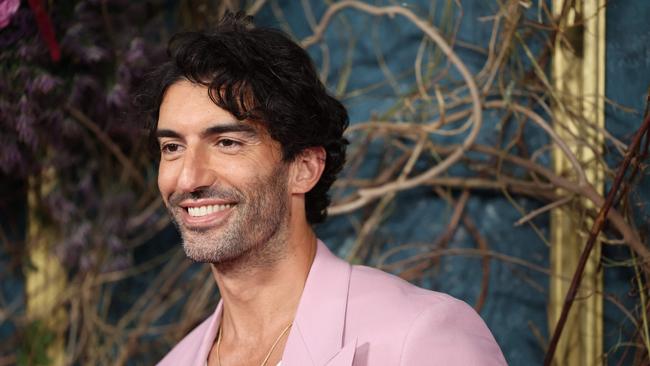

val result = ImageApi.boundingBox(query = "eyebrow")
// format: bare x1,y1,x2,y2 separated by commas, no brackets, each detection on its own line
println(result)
156,123,258,140
155,129,181,139
200,124,257,139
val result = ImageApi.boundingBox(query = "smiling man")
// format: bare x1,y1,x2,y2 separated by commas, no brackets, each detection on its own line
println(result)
146,12,506,366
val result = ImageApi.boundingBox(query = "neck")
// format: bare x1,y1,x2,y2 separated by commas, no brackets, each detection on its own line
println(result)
211,221,317,343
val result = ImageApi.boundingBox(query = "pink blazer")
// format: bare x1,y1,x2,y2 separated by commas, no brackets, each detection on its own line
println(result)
157,240,507,365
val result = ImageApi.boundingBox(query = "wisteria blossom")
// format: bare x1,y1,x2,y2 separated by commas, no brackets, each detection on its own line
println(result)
0,0,20,29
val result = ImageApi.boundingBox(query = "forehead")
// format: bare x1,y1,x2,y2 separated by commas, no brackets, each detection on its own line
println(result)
157,80,266,136
158,80,231,130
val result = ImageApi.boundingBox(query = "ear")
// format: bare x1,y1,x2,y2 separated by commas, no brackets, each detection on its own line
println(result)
289,147,326,194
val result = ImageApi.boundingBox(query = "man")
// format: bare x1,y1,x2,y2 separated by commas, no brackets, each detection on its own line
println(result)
146,12,506,366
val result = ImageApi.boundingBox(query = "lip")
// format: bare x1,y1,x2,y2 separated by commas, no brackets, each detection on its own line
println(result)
179,199,236,208
177,201,237,230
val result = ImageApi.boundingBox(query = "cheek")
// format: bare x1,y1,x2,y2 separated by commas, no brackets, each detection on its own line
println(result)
220,155,268,181
157,162,176,200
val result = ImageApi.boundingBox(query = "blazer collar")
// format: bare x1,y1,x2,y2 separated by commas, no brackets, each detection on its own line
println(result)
191,301,223,366
281,240,354,366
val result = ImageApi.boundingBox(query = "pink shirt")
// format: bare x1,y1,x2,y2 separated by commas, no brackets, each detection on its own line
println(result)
158,240,507,365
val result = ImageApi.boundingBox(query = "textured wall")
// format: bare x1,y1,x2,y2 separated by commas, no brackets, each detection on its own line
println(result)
604,2,650,363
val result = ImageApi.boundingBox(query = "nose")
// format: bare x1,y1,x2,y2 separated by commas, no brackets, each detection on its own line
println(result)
176,146,216,194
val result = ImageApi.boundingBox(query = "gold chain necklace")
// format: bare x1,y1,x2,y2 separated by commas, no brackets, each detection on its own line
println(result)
215,322,293,366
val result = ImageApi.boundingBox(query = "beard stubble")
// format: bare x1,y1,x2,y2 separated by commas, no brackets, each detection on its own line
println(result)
166,163,291,269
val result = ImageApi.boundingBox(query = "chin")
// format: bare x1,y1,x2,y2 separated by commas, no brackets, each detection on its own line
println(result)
180,234,244,264
182,243,227,263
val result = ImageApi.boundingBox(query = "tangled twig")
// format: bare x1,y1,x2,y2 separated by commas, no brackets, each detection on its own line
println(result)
544,104,650,365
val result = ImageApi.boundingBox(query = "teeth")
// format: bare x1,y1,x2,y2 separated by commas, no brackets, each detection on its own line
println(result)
187,204,233,217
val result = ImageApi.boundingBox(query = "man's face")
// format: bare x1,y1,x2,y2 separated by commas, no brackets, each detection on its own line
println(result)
156,80,290,264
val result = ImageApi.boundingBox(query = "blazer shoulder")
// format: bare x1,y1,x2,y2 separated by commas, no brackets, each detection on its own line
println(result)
349,264,461,313
347,265,506,365
399,300,507,365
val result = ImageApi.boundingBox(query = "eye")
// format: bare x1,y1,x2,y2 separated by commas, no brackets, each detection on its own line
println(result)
216,138,242,149
161,143,183,154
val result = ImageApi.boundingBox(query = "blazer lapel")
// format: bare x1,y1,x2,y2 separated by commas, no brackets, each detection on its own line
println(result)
282,240,355,366
325,338,357,366
191,301,223,366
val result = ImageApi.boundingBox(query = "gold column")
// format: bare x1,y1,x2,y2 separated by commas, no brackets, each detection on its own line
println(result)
25,169,66,366
550,0,605,365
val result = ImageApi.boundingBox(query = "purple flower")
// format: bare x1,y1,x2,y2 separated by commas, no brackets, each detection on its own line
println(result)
125,38,145,65
16,40,45,62
0,0,20,29
61,24,111,64
28,73,62,94
16,96,38,149
0,99,12,127
83,44,109,63
107,83,127,109
42,109,64,128
16,115,37,148
79,253,97,272
0,138,22,174
0,9,36,48
116,63,131,84
78,172,93,198
107,235,124,252
55,221,92,268
45,190,77,225
63,22,84,39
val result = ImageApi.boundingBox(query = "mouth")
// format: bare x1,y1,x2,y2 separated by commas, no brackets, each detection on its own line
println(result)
186,203,235,217
177,201,237,229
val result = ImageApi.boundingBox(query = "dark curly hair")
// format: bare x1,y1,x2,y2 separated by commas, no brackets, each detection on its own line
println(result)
139,12,348,224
